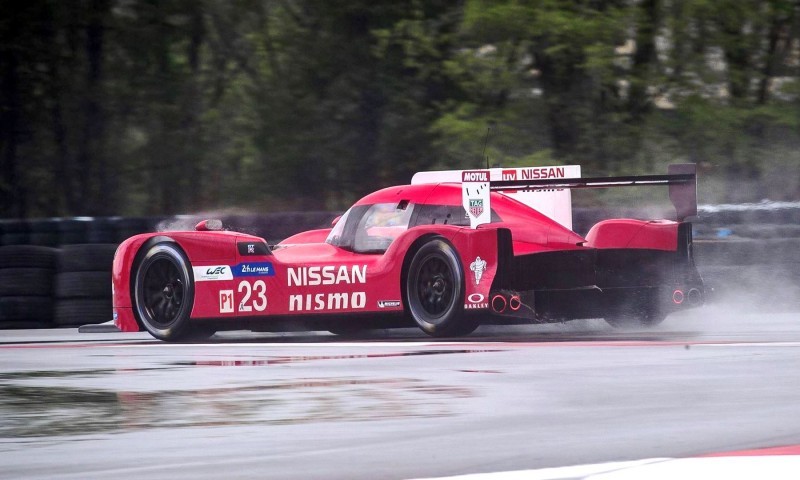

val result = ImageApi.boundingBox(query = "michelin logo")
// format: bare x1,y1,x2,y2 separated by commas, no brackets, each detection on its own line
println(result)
233,262,275,277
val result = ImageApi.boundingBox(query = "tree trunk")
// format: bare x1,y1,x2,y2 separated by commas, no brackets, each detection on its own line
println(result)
78,0,111,215
0,20,24,217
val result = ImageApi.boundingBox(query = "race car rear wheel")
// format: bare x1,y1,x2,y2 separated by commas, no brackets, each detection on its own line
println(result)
133,242,195,341
405,237,470,337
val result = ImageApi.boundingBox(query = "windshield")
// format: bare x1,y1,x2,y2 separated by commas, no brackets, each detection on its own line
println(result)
325,207,353,247
326,202,414,253
353,202,414,252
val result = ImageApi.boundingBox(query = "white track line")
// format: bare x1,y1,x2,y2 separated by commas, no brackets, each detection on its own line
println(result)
413,456,800,480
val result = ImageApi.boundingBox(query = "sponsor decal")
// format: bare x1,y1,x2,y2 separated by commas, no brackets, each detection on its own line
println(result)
469,256,487,285
468,293,485,304
220,281,267,313
462,170,489,182
469,198,484,218
194,265,233,282
237,280,267,312
520,166,566,180
289,292,367,312
238,242,270,256
378,300,402,308
462,170,490,229
465,293,487,309
287,265,367,286
219,290,234,313
502,169,517,181
465,302,488,310
233,262,275,277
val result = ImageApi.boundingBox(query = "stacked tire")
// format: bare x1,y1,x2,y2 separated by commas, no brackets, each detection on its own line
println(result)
0,245,57,329
54,244,118,327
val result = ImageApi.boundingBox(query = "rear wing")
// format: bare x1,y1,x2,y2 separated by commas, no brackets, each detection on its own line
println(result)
459,163,697,229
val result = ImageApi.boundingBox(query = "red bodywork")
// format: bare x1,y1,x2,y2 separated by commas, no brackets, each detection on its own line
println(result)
112,182,702,334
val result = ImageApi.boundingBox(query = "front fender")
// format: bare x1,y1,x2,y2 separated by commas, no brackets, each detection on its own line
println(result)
385,225,502,312
112,230,260,331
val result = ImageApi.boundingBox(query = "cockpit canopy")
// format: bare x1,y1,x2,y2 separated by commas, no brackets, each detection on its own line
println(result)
326,202,416,253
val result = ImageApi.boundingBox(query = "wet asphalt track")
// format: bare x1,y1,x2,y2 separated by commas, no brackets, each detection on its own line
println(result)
1,301,800,480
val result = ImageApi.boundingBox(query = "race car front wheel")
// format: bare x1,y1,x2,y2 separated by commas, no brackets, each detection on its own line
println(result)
133,242,195,341
405,237,473,337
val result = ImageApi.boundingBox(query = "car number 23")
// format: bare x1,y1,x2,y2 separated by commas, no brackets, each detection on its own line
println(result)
219,280,267,313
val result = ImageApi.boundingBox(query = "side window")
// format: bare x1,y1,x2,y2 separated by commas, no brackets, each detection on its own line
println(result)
413,205,501,226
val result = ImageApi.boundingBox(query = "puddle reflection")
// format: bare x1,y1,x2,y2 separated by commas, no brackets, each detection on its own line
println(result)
1,375,475,438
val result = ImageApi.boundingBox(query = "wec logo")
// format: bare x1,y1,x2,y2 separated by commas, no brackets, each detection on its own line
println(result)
193,265,233,282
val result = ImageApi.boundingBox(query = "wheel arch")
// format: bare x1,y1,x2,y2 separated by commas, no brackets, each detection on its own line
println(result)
129,235,192,330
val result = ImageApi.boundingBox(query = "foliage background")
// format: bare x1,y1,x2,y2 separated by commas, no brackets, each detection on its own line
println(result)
1,0,799,218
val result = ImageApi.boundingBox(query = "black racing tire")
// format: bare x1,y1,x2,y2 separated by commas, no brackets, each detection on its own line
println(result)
0,296,54,322
0,268,54,296
0,245,58,269
404,237,470,337
57,244,118,273
54,299,112,326
178,326,217,342
55,271,111,299
133,242,195,341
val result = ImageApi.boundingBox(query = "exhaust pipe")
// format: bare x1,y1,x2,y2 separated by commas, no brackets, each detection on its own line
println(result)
491,294,507,313
687,288,703,307
509,295,521,311
672,289,685,305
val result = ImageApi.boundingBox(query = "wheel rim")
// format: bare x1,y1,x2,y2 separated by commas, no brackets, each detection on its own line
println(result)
141,256,185,328
415,254,455,319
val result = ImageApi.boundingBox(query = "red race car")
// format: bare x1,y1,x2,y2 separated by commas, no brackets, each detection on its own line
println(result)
112,164,704,341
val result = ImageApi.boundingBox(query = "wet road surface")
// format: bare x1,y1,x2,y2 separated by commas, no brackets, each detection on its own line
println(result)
1,304,800,479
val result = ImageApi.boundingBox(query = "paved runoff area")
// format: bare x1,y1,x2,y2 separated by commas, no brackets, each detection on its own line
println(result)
2,302,800,479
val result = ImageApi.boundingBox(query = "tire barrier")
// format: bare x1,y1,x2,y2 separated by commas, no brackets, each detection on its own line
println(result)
54,299,113,327
0,219,29,246
54,244,117,327
58,218,91,245
0,217,160,248
0,245,57,329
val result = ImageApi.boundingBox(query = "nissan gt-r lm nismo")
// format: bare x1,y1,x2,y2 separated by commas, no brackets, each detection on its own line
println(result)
111,164,704,341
